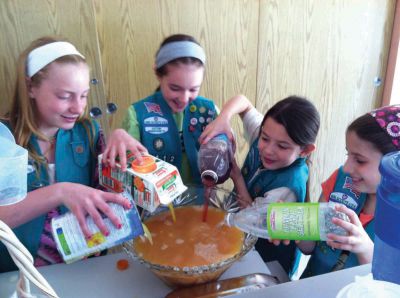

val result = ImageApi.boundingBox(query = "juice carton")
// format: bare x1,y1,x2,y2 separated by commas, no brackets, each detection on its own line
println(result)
99,153,187,213
51,191,143,264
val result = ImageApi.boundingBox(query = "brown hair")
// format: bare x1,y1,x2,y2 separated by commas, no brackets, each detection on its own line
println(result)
261,96,320,202
347,113,397,155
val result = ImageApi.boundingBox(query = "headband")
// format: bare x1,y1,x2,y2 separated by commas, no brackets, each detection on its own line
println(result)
369,105,400,149
155,41,206,69
26,41,85,77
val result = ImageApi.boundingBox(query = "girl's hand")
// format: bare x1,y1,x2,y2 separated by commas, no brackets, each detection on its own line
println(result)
268,239,292,246
61,183,132,239
103,129,148,171
326,204,374,264
199,115,234,145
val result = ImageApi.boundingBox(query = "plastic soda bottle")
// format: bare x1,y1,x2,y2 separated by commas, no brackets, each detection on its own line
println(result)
225,202,349,241
198,134,233,186
372,151,400,285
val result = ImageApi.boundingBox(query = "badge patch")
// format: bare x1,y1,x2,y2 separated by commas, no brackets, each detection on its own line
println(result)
145,126,168,134
206,117,212,123
144,116,168,125
342,176,361,198
199,117,205,124
199,107,206,114
190,118,198,125
330,192,358,210
189,105,197,113
153,138,164,151
144,102,163,116
189,125,196,132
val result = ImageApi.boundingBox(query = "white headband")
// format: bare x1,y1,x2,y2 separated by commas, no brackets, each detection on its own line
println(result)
155,41,206,69
26,41,85,77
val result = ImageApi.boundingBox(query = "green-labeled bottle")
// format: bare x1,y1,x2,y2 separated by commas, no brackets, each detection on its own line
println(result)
225,202,349,241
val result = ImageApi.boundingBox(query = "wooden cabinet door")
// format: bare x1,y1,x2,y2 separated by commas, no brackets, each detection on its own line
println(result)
0,0,109,135
257,0,395,199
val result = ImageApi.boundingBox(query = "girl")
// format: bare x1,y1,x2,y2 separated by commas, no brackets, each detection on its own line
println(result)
120,34,219,185
299,105,400,277
0,36,144,272
199,94,320,276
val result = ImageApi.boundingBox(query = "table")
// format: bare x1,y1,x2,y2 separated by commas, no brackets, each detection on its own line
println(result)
230,263,371,298
0,249,271,298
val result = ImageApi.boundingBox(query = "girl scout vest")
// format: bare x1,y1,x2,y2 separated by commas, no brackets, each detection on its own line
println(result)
0,120,99,272
303,167,373,277
241,137,309,276
134,91,217,184
241,138,308,201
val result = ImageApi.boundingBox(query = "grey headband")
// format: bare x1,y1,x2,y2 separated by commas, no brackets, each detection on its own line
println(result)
155,41,206,69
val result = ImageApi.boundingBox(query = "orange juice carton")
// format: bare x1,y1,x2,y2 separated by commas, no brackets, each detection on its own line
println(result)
51,191,143,264
99,153,187,213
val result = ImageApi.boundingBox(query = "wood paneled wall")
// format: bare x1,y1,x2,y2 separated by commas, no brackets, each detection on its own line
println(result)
0,0,396,199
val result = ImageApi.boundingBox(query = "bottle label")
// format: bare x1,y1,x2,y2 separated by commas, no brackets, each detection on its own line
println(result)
266,203,320,240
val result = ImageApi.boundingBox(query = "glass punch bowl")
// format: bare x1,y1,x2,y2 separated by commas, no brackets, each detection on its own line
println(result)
123,185,258,288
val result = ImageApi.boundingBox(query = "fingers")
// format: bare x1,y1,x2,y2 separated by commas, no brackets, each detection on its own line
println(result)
105,192,132,209
107,145,117,168
331,217,359,235
75,210,92,239
117,143,128,171
86,203,110,236
269,239,290,246
199,128,214,145
334,204,361,226
326,239,353,251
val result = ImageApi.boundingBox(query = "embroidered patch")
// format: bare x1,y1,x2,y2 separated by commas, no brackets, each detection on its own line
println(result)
189,105,197,112
329,192,358,210
153,138,164,151
199,106,206,114
145,126,168,134
199,117,205,124
75,145,84,153
206,117,212,123
189,125,196,132
342,176,361,198
144,102,163,116
144,116,168,125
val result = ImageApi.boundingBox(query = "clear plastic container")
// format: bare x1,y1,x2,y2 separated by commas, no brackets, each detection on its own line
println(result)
0,122,28,205
225,202,349,241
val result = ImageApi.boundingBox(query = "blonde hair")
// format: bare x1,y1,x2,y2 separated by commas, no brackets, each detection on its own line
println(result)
5,36,94,165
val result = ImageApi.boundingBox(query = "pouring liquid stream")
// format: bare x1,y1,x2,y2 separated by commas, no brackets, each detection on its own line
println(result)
202,181,213,222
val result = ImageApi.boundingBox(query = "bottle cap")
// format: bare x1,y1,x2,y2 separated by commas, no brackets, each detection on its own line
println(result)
131,156,157,174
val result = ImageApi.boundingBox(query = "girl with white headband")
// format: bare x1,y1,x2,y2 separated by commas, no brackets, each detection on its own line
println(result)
0,36,146,272
118,34,220,188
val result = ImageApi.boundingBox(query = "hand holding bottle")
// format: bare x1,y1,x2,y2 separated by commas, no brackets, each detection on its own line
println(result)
225,202,350,241
325,204,374,264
